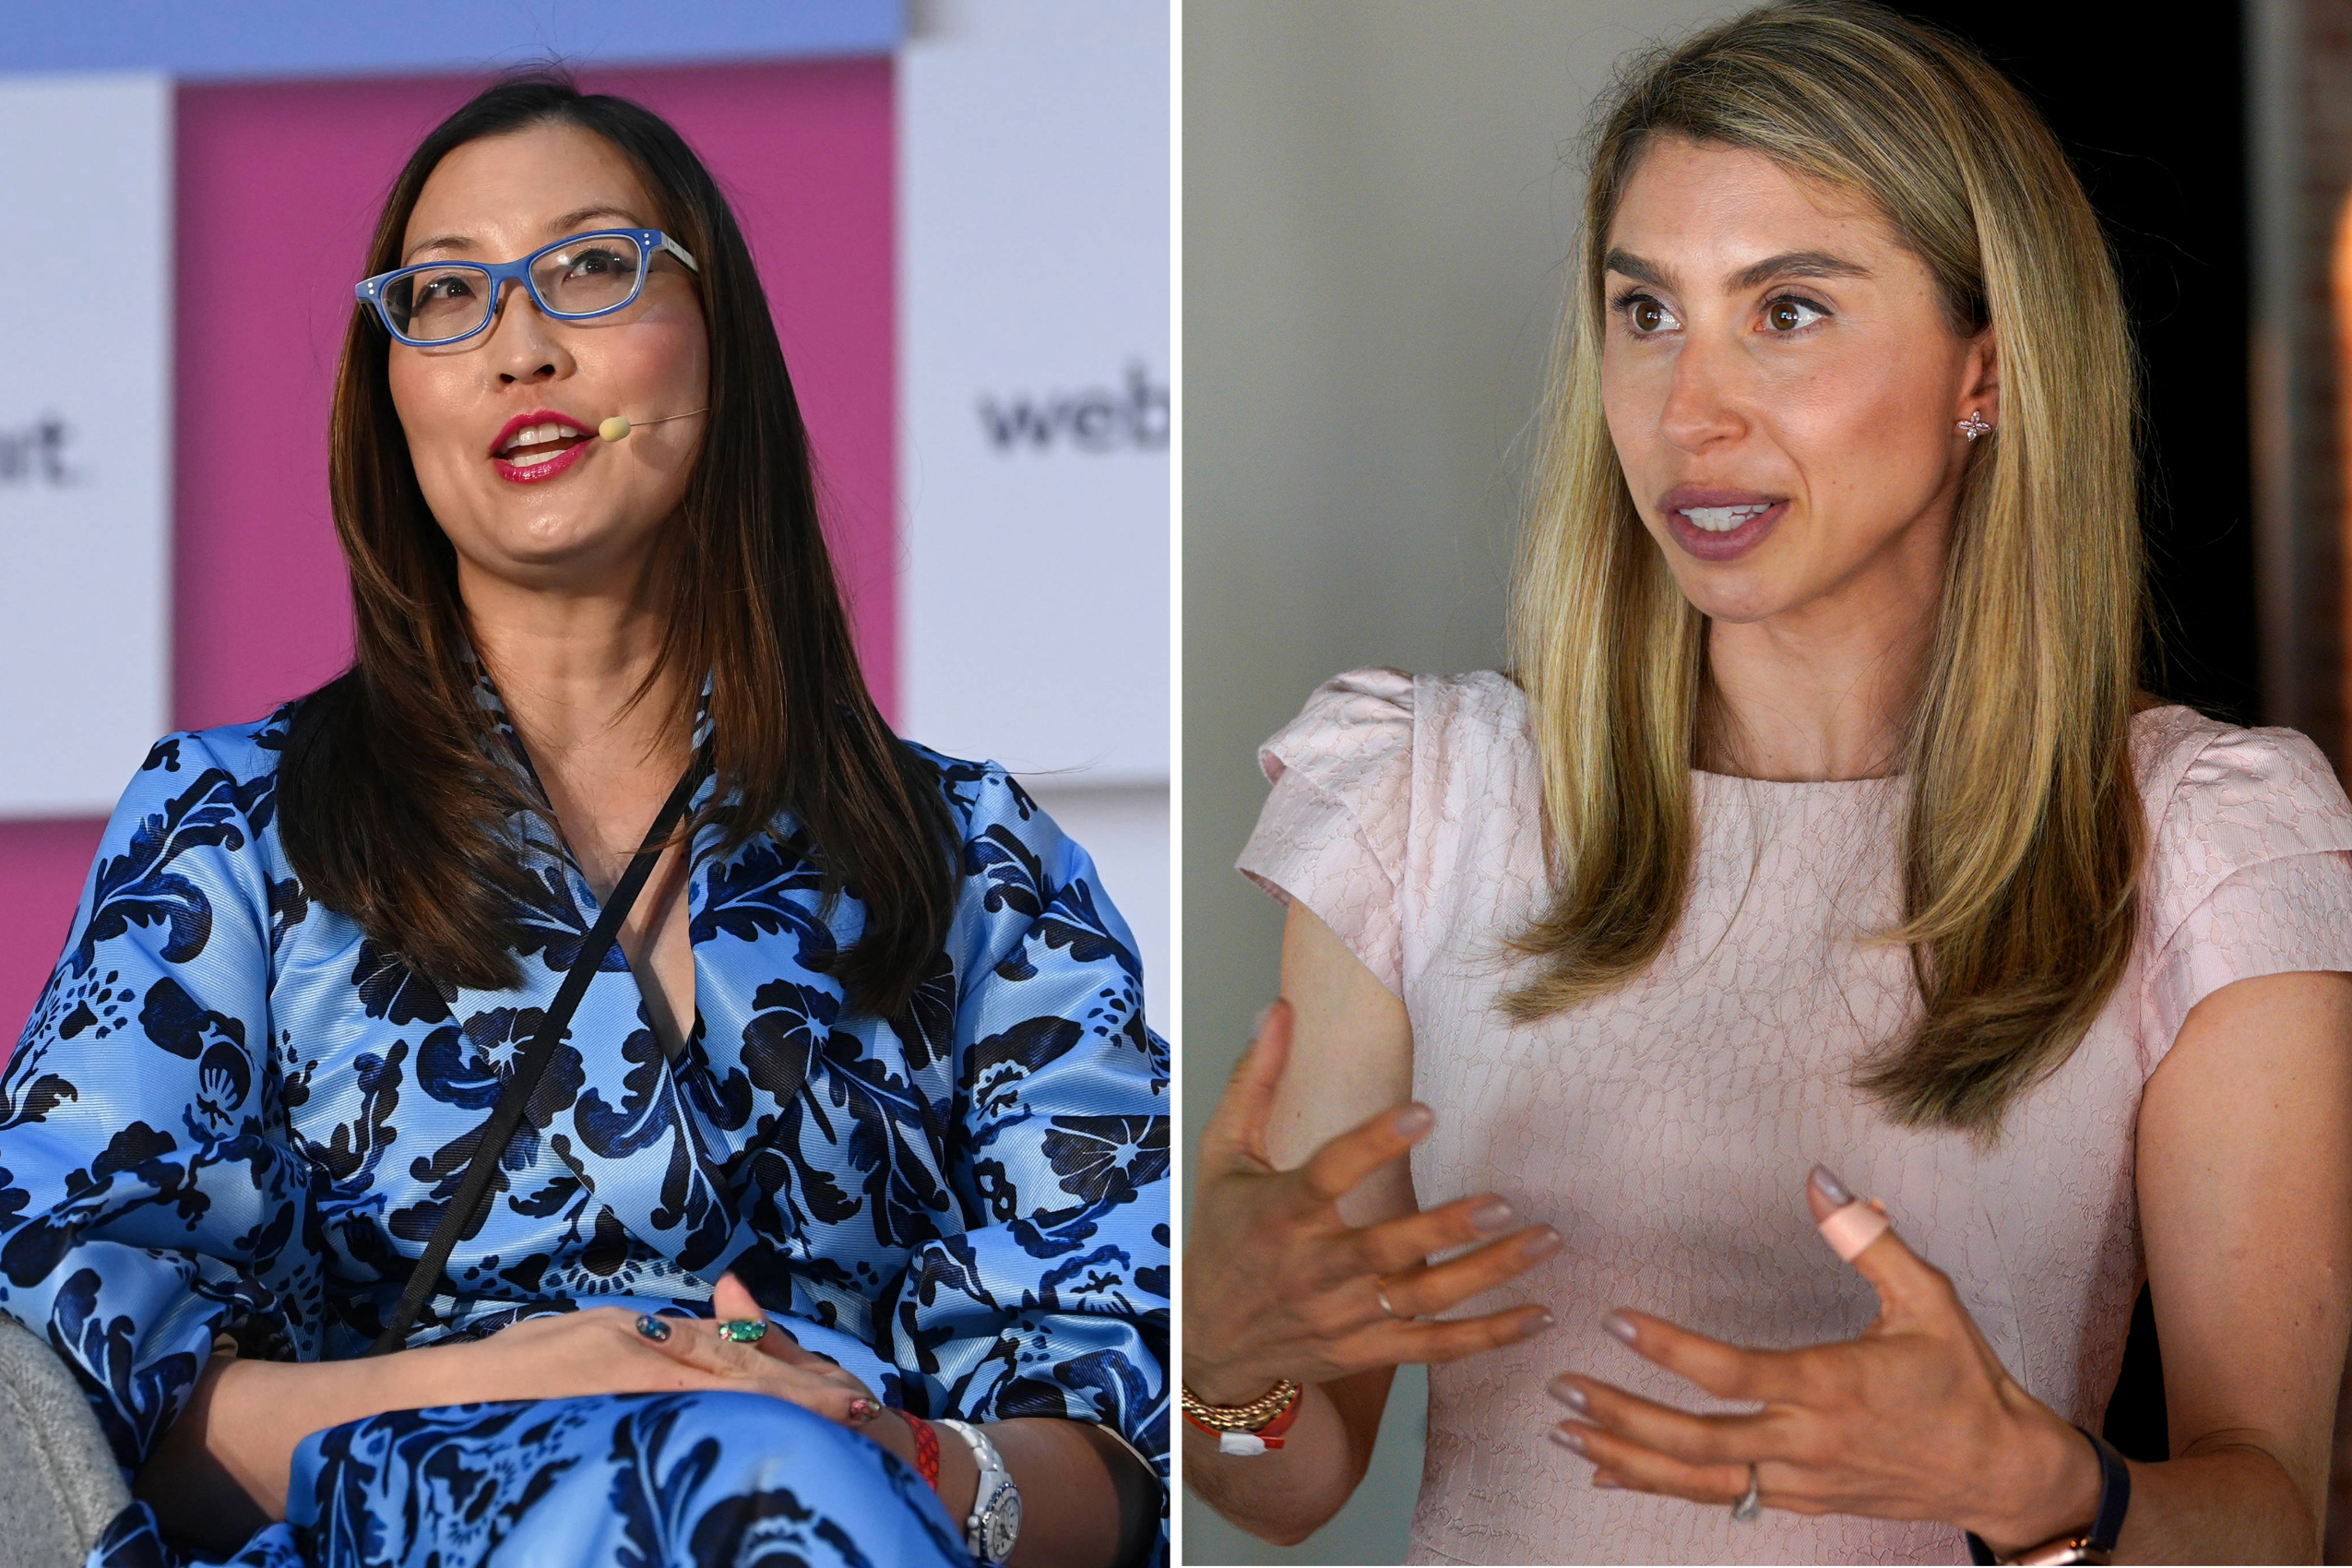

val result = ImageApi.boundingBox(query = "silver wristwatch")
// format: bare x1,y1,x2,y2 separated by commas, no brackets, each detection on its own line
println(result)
933,1418,1021,1564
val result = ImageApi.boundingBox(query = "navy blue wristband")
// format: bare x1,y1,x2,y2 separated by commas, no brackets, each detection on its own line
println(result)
1965,1426,2131,1564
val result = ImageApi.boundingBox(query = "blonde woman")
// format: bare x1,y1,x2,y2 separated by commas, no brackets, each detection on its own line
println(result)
1182,3,2352,1562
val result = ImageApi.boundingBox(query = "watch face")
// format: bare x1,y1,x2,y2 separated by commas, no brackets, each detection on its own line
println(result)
980,1487,1021,1562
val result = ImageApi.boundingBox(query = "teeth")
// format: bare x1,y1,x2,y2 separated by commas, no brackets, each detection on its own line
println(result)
1681,503,1774,533
499,422,576,454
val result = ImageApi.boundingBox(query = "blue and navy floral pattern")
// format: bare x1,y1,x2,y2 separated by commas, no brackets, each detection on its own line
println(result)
0,695,1169,1568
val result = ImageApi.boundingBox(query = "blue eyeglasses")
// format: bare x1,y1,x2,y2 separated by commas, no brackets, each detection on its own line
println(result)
354,228,700,347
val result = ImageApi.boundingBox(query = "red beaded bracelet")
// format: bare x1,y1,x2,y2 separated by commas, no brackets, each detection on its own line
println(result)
892,1408,943,1491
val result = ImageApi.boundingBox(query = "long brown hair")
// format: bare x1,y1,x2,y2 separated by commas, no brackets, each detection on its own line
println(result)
278,73,956,1016
1507,0,2145,1138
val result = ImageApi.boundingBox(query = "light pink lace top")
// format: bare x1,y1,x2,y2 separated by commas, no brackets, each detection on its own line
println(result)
1238,668,2352,1565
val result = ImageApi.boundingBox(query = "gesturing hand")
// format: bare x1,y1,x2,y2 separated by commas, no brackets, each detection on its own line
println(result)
1546,1166,2104,1555
1182,999,1561,1408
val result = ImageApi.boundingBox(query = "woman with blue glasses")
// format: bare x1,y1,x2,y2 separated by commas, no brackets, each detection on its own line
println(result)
0,74,1166,1568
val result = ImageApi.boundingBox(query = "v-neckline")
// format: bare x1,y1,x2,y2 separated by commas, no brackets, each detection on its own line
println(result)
554,772,711,1067
612,837,699,1063
463,659,716,1065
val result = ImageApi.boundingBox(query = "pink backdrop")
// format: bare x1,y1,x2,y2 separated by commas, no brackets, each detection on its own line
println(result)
0,59,896,1061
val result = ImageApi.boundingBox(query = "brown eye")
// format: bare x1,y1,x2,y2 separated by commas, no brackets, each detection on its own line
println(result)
1633,300,1665,333
1769,300,1800,330
1764,297,1823,332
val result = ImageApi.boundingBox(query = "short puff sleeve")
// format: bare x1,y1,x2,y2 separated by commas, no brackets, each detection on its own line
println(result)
1237,669,1415,995
2139,720,2352,1068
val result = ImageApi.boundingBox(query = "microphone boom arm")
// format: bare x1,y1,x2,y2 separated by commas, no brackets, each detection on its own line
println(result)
599,408,708,442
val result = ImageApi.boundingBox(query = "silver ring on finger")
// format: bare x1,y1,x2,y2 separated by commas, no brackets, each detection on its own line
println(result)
1730,1463,1761,1524
1372,1279,1412,1320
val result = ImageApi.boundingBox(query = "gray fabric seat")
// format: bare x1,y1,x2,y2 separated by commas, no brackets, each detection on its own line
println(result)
0,1313,129,1568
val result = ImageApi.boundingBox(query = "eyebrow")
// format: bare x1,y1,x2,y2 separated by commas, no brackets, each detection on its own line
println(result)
1603,246,1874,291
402,204,651,265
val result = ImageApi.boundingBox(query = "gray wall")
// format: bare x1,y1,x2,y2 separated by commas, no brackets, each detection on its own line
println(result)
1181,4,1745,1562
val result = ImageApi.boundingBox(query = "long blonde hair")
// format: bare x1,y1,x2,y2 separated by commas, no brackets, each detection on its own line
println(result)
1507,0,2145,1138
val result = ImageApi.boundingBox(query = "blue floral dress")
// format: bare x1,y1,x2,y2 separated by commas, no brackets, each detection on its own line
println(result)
0,694,1170,1568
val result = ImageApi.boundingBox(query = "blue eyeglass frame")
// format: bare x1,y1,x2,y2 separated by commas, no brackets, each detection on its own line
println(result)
354,227,700,347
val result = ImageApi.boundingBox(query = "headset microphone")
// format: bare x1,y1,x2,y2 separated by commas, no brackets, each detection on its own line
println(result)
598,408,708,442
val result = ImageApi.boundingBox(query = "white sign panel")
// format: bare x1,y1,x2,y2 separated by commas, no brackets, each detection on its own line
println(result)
0,75,172,818
899,0,1170,782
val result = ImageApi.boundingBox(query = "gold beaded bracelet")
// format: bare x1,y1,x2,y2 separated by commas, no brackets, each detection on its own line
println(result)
1180,1377,1302,1432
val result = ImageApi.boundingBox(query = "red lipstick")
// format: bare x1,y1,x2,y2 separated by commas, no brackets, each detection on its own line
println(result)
489,410,596,485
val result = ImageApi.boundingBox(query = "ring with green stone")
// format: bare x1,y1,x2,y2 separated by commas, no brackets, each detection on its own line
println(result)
718,1318,768,1345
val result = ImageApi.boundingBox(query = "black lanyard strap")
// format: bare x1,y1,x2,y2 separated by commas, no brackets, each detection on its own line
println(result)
362,757,703,1358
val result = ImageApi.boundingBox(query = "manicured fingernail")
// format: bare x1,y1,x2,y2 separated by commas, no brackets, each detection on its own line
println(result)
1521,1226,1562,1259
1469,1198,1515,1233
1550,1426,1587,1455
636,1314,672,1342
1601,1312,1638,1347
1520,1310,1556,1339
719,1318,769,1344
847,1397,878,1423
1810,1164,1852,1206
1547,1379,1588,1415
1594,1473,1622,1490
1393,1104,1434,1137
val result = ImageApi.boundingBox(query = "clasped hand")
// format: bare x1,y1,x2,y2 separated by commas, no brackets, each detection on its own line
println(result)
1548,1168,2102,1553
440,1271,883,1431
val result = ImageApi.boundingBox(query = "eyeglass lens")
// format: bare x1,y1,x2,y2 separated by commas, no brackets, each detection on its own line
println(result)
382,234,647,343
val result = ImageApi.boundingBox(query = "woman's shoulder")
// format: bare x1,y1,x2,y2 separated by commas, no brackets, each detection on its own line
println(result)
898,741,1147,982
107,707,295,832
2132,705,2352,835
2128,707,2352,1061
901,741,1032,844
898,742,1103,905
1257,666,1528,789
67,713,300,964
1238,670,1533,969
158,707,294,775
2131,704,2352,911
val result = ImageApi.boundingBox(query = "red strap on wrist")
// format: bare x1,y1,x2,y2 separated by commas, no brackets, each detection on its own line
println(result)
1182,1394,1302,1450
893,1409,942,1490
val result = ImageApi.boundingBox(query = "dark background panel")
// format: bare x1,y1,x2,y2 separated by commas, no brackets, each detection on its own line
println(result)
1899,0,2262,1464
1908,0,2262,729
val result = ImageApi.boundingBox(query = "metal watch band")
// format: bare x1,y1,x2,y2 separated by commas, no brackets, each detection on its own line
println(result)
933,1418,1021,1565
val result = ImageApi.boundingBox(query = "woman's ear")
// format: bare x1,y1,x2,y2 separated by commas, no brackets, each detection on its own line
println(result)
1959,326,2001,429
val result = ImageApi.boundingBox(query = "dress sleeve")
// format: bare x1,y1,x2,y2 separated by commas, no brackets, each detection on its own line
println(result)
885,767,1170,1514
0,731,321,1478
1235,668,1416,994
2139,724,2352,1069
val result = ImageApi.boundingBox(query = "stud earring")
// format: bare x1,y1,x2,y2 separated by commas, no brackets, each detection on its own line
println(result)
1958,410,1993,440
